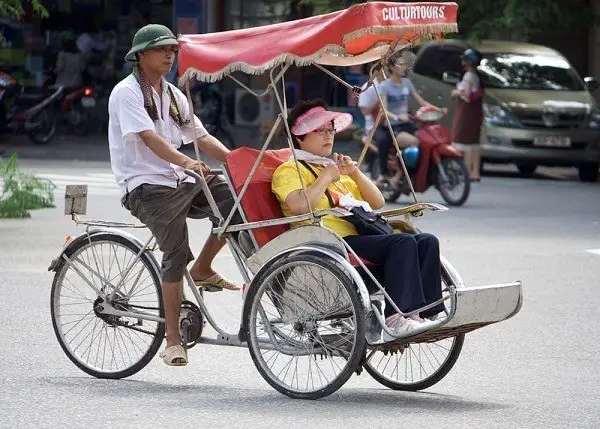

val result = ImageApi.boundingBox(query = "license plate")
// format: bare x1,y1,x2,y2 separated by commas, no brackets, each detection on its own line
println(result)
81,97,96,108
533,136,571,148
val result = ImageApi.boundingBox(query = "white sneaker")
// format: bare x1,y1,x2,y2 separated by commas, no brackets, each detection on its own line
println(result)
408,313,425,323
383,314,421,342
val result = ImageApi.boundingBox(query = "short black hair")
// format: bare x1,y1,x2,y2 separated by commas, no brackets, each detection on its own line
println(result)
286,99,327,147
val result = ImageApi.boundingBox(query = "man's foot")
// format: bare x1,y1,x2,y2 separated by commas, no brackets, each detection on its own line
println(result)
159,345,188,366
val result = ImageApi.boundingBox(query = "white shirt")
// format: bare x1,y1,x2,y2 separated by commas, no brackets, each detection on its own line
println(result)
357,77,381,131
108,75,208,197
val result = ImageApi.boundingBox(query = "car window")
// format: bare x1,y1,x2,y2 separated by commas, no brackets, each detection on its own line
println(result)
414,46,463,81
478,53,584,91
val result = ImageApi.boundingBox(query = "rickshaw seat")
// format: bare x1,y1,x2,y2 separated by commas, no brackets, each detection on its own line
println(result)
225,147,376,267
225,147,293,248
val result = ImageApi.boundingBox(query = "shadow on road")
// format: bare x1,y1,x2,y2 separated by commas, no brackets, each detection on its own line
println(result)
39,376,510,413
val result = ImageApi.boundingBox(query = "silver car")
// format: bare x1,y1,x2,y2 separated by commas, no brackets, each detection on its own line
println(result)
409,39,600,182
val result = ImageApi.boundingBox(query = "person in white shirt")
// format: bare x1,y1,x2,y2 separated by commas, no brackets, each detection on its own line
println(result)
108,24,241,367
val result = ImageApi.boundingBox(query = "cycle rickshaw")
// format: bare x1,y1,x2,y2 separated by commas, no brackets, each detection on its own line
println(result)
48,2,522,400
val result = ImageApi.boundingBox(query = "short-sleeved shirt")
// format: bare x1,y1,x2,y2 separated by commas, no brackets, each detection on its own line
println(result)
108,75,208,197
379,77,416,124
271,160,364,237
357,77,381,132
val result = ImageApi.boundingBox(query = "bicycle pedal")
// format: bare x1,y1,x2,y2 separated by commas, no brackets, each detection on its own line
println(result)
203,285,224,292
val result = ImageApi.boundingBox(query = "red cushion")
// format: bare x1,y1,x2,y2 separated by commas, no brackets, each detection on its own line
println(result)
225,147,293,248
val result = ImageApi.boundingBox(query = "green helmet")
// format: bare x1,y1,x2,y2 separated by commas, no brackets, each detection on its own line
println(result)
125,24,178,62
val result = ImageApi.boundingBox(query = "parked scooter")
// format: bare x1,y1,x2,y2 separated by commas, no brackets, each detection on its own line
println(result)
371,106,470,206
0,70,63,144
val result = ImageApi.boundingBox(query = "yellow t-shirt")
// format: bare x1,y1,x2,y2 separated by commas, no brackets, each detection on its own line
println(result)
271,160,363,237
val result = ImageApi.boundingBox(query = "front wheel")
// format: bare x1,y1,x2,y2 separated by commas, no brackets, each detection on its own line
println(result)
579,162,599,183
245,254,366,399
364,258,465,391
437,157,470,206
50,233,164,379
28,107,56,144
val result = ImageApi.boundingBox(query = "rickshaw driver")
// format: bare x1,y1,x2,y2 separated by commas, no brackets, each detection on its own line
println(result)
108,24,242,366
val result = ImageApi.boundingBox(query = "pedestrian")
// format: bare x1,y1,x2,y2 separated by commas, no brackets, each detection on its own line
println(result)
451,48,484,182
54,31,86,90
108,24,241,367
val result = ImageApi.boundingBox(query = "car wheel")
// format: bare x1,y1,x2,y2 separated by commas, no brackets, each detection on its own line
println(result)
517,164,537,176
579,162,599,182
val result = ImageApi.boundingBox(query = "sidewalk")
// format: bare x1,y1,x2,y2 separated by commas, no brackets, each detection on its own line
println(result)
0,133,364,165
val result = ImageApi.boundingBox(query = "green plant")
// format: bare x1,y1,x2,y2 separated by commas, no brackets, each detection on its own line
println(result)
0,0,48,19
0,153,55,218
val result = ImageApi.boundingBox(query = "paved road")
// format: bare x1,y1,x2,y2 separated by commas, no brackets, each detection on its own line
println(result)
0,159,599,428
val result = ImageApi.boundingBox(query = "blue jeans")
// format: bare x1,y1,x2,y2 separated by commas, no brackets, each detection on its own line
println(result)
344,233,444,318
375,123,417,176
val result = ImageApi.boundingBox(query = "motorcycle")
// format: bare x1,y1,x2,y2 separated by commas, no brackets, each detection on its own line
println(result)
191,83,237,149
43,70,95,136
369,106,470,206
0,70,63,144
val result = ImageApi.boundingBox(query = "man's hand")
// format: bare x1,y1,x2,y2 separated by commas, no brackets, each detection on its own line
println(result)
183,158,211,176
398,113,410,123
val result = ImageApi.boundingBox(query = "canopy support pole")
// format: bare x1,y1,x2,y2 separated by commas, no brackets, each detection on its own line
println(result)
184,81,225,223
270,65,317,225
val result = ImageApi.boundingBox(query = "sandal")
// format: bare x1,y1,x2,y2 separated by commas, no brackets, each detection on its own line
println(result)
193,273,240,291
159,345,188,366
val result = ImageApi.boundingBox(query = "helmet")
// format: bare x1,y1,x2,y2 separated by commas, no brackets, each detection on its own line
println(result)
461,48,481,67
402,146,420,169
125,24,178,62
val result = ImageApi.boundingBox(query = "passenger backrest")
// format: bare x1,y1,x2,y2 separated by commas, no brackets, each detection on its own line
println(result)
225,147,293,248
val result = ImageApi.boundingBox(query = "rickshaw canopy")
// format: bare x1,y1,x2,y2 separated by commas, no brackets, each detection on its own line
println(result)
178,1,458,82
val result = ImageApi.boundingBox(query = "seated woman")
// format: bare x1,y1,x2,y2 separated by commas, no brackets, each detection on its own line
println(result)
271,99,445,338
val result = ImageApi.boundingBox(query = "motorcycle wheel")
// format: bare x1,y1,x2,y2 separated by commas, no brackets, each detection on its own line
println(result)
437,157,470,206
69,101,90,136
28,107,57,145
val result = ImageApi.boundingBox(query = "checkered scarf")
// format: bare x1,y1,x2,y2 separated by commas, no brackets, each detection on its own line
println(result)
132,64,188,126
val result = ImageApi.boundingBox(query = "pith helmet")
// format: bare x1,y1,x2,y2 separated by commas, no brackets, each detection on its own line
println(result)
125,24,178,62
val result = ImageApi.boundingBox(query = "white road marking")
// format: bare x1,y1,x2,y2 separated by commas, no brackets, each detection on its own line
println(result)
586,249,600,256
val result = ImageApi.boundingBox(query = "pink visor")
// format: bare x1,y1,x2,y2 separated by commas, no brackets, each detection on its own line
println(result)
290,106,353,136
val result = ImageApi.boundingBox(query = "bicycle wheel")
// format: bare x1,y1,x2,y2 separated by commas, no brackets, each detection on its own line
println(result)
245,254,366,399
364,263,465,391
51,233,164,379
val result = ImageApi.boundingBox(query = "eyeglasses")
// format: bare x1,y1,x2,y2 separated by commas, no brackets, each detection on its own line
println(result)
314,128,336,136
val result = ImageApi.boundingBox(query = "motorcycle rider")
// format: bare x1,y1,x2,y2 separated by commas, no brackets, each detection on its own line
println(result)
376,51,444,188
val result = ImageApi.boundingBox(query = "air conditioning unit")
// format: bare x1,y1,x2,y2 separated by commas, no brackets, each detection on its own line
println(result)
234,88,276,126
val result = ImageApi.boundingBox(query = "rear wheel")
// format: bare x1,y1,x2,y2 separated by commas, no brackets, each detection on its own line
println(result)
51,233,164,379
579,162,599,182
437,158,470,206
245,254,366,399
68,101,90,136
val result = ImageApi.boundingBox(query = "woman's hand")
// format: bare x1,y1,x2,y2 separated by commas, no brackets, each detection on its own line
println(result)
322,163,340,184
333,153,358,177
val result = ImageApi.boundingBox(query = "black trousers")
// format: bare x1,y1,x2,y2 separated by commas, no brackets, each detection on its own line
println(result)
344,232,445,318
